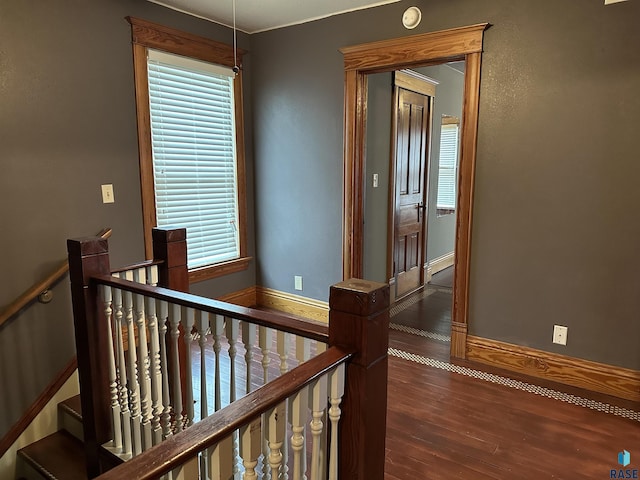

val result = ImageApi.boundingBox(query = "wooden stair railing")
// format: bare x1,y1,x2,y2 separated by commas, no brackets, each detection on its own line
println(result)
68,230,389,480
0,227,112,329
94,345,355,480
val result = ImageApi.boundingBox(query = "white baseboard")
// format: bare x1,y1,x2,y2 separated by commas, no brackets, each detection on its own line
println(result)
426,251,455,282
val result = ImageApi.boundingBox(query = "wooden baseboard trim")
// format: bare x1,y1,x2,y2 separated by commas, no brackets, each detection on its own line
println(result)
0,357,78,459
450,321,467,359
216,286,257,307
255,287,329,323
466,335,640,402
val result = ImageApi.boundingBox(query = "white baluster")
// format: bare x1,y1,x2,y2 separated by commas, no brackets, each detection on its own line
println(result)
210,315,225,411
309,376,328,480
133,269,153,450
295,336,312,364
290,387,309,480
197,311,209,421
328,364,345,480
157,300,173,439
146,294,163,445
266,403,286,480
209,436,234,480
101,285,122,450
242,322,256,394
123,284,142,455
113,287,132,455
147,264,159,286
277,331,291,480
258,326,273,385
226,317,240,403
277,331,291,376
259,327,274,479
183,307,196,428
316,342,327,355
240,418,262,480
225,317,240,474
169,303,183,433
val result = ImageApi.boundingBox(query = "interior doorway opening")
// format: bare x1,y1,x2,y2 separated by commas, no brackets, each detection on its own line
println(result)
340,23,489,358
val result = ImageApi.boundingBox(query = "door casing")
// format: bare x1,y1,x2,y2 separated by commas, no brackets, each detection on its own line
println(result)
340,23,489,358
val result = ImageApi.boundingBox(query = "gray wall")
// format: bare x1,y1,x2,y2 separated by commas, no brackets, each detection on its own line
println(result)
0,0,255,438
251,0,640,370
418,64,464,263
363,72,392,283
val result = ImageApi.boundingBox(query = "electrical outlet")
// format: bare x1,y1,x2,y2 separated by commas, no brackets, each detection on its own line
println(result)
101,184,115,203
552,325,568,345
294,276,303,291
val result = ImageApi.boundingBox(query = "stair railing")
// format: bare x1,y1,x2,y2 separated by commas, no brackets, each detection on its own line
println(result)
0,227,112,329
68,232,389,480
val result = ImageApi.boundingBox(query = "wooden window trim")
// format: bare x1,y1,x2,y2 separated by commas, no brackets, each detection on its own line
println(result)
127,17,249,282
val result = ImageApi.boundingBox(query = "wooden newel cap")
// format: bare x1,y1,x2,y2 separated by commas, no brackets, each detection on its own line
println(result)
152,227,187,243
329,279,389,316
67,237,109,257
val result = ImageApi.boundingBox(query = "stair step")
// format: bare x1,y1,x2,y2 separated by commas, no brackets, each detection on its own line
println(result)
16,431,87,480
58,395,83,441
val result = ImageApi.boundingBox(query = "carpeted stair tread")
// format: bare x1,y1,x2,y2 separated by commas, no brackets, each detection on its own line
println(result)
17,430,87,480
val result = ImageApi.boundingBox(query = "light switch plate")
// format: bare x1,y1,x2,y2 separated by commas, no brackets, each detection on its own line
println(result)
101,184,115,203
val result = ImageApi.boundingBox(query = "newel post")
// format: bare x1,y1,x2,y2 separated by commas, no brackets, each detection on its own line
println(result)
152,227,188,292
67,237,112,478
329,278,389,480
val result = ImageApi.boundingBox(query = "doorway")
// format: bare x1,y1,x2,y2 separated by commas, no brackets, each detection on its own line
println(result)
392,71,435,300
340,23,489,358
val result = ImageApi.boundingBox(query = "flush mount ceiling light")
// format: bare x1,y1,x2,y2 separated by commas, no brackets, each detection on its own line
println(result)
402,6,422,29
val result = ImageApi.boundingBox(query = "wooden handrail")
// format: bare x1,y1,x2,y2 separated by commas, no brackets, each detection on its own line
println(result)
95,346,353,480
0,228,112,329
94,273,330,343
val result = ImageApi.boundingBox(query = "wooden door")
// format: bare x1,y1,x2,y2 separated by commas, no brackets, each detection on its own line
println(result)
393,85,432,299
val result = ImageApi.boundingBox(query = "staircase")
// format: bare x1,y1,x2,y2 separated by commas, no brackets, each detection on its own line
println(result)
16,395,87,480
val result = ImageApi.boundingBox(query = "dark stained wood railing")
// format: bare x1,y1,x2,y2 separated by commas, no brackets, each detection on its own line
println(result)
68,230,389,480
0,227,112,329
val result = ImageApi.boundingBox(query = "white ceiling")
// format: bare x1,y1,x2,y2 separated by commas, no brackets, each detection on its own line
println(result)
148,0,402,34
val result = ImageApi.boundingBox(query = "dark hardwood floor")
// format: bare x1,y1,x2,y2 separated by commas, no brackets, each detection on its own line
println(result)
386,283,640,479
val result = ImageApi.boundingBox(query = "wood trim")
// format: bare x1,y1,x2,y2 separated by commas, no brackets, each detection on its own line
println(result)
131,41,156,260
341,24,489,359
188,256,252,284
256,287,329,324
0,357,77,459
215,286,257,307
394,69,437,97
451,51,483,359
466,335,640,402
340,23,488,71
450,321,468,358
0,228,112,329
127,17,247,69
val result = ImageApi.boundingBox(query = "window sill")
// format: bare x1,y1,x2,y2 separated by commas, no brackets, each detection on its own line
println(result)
188,256,252,284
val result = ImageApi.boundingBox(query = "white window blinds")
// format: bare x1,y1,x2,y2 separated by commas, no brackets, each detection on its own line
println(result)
436,123,460,210
147,49,239,269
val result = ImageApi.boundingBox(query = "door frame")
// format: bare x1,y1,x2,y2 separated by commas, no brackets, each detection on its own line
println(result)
340,23,489,358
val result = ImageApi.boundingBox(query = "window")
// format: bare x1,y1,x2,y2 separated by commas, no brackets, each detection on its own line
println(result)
128,17,249,282
436,115,460,215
